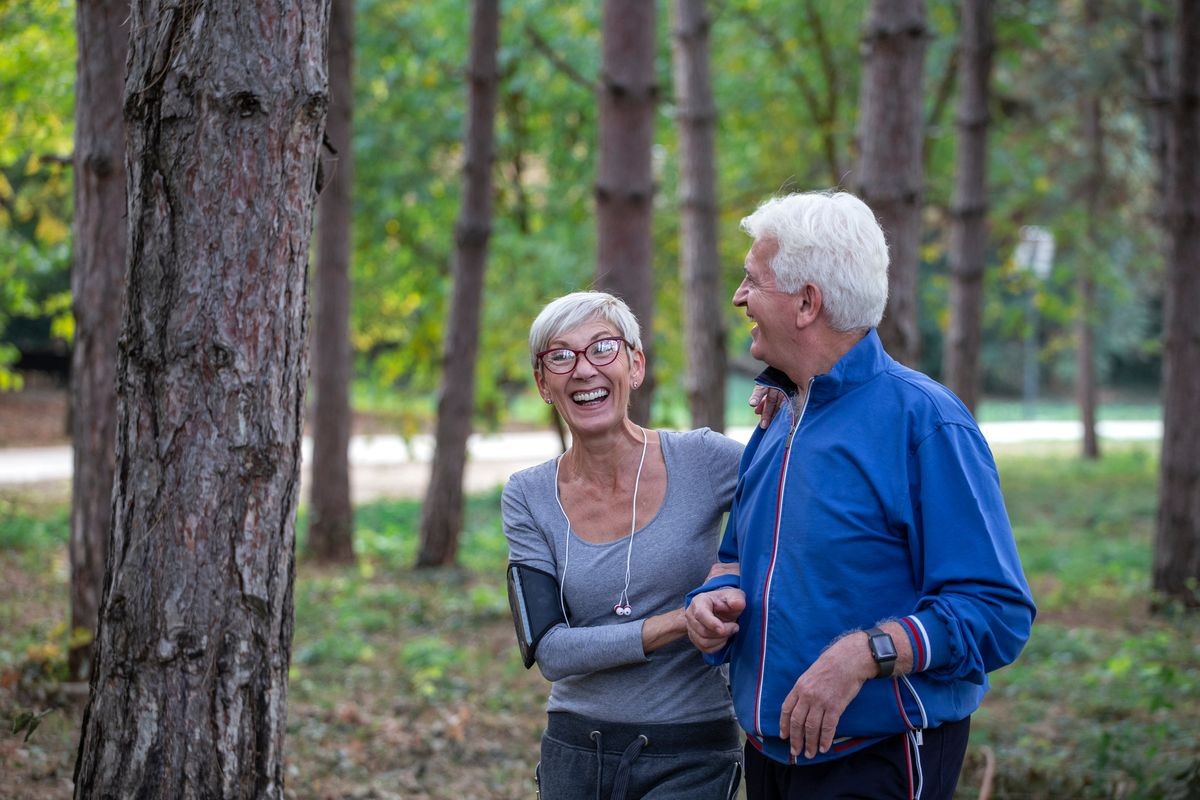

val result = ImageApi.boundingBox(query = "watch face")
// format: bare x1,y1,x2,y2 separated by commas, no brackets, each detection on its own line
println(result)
871,632,897,661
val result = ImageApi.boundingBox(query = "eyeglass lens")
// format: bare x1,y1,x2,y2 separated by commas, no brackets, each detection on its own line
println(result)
542,339,622,373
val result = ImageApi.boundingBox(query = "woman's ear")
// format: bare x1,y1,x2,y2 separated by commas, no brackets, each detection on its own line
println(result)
630,347,647,389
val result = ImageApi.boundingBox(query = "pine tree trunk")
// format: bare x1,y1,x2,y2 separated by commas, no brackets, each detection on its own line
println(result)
416,0,500,568
595,0,657,426
1079,0,1102,460
854,0,927,367
1154,0,1200,609
942,0,991,417
309,0,356,563
72,1,329,795
1142,6,1171,224
69,0,128,681
671,0,726,432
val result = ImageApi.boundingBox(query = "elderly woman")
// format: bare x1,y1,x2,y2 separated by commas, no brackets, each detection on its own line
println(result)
502,291,747,800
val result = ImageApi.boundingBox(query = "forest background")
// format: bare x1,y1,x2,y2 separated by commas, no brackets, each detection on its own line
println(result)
1,0,1198,798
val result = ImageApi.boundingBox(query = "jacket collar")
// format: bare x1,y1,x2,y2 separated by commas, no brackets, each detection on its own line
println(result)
808,328,892,405
753,328,893,404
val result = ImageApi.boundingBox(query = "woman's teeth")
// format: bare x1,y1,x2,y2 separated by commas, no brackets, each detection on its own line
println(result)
572,388,609,404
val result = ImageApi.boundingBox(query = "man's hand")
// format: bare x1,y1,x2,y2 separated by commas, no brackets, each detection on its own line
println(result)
778,633,877,759
686,587,746,653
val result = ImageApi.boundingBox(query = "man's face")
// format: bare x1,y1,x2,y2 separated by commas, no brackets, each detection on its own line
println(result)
732,237,794,366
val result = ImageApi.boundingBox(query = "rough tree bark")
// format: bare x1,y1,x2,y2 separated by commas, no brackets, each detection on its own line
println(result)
595,0,657,425
69,0,128,680
853,0,927,367
72,0,329,796
416,0,500,568
941,0,992,417
308,0,356,563
1154,0,1200,609
671,0,726,432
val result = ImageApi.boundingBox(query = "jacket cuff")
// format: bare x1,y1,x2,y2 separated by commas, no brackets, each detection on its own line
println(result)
685,573,741,607
899,611,950,673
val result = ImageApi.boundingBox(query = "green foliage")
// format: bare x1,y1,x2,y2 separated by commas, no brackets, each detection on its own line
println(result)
0,0,1168,423
0,0,75,387
9,707,53,742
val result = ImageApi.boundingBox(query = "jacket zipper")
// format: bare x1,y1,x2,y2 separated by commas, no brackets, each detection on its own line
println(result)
753,380,813,737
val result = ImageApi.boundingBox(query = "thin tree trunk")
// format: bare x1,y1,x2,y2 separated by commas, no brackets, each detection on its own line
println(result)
72,1,328,795
1143,6,1171,222
1079,0,1102,460
595,0,657,425
69,0,128,681
1154,0,1200,609
672,0,726,432
309,0,356,563
854,0,927,367
942,0,992,416
416,0,500,568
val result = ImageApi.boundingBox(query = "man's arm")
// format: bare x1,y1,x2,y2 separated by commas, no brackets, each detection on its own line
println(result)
685,586,745,653
778,621,914,759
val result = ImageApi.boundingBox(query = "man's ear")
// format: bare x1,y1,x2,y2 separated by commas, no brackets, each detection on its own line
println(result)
795,283,823,329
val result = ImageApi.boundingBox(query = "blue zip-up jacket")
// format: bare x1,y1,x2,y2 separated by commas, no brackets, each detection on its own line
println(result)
688,330,1035,765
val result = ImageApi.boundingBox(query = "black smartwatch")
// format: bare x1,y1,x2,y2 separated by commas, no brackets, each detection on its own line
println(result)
865,627,897,678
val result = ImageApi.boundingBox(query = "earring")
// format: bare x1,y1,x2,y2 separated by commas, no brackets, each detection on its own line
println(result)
544,397,553,405
632,381,640,389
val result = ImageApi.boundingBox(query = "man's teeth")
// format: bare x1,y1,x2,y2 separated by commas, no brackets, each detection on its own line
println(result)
572,388,609,403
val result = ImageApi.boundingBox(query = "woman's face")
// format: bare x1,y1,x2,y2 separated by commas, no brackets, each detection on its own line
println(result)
535,317,644,437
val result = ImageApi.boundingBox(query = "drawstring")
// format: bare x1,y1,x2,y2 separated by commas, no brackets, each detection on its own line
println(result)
609,735,649,800
589,730,650,800
589,730,603,800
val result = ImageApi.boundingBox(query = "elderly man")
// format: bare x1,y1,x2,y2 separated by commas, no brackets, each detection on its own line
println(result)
686,191,1035,800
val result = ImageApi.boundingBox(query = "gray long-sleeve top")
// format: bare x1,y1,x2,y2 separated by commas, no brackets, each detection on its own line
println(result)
502,428,743,725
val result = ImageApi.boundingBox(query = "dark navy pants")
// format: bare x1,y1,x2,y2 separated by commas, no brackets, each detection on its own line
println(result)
744,717,971,800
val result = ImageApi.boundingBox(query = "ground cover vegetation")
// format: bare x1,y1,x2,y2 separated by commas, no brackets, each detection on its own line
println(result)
2,444,1197,799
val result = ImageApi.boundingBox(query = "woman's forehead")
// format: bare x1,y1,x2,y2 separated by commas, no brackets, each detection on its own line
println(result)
549,317,619,346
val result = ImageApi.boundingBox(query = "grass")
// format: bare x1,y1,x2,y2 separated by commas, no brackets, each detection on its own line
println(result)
2,445,1199,798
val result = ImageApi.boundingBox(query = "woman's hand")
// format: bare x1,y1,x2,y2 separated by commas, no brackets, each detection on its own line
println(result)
749,386,784,429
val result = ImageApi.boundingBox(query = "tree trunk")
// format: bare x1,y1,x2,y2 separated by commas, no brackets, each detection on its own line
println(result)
1078,0,1102,460
416,0,500,568
1154,0,1200,609
72,1,328,796
309,0,356,563
671,0,726,432
853,0,927,367
595,0,657,425
69,0,128,681
1142,6,1171,223
941,0,992,417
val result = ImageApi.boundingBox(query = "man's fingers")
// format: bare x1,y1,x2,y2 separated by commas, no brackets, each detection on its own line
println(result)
778,689,798,746
818,712,839,755
802,709,824,759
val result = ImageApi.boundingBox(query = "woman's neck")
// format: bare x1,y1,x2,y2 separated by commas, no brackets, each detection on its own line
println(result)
561,420,646,485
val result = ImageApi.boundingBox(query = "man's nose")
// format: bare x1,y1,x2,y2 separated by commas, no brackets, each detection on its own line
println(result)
733,280,748,307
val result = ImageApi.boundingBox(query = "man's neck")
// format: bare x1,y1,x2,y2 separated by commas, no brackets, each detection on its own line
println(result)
783,327,869,392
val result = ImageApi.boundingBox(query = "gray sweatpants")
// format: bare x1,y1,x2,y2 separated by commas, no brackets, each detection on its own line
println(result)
536,712,743,800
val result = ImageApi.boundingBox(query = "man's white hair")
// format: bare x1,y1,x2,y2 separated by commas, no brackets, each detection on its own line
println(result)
740,191,890,332
528,291,643,369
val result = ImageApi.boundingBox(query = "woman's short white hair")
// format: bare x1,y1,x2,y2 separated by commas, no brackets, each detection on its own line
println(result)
740,191,890,331
528,291,643,369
